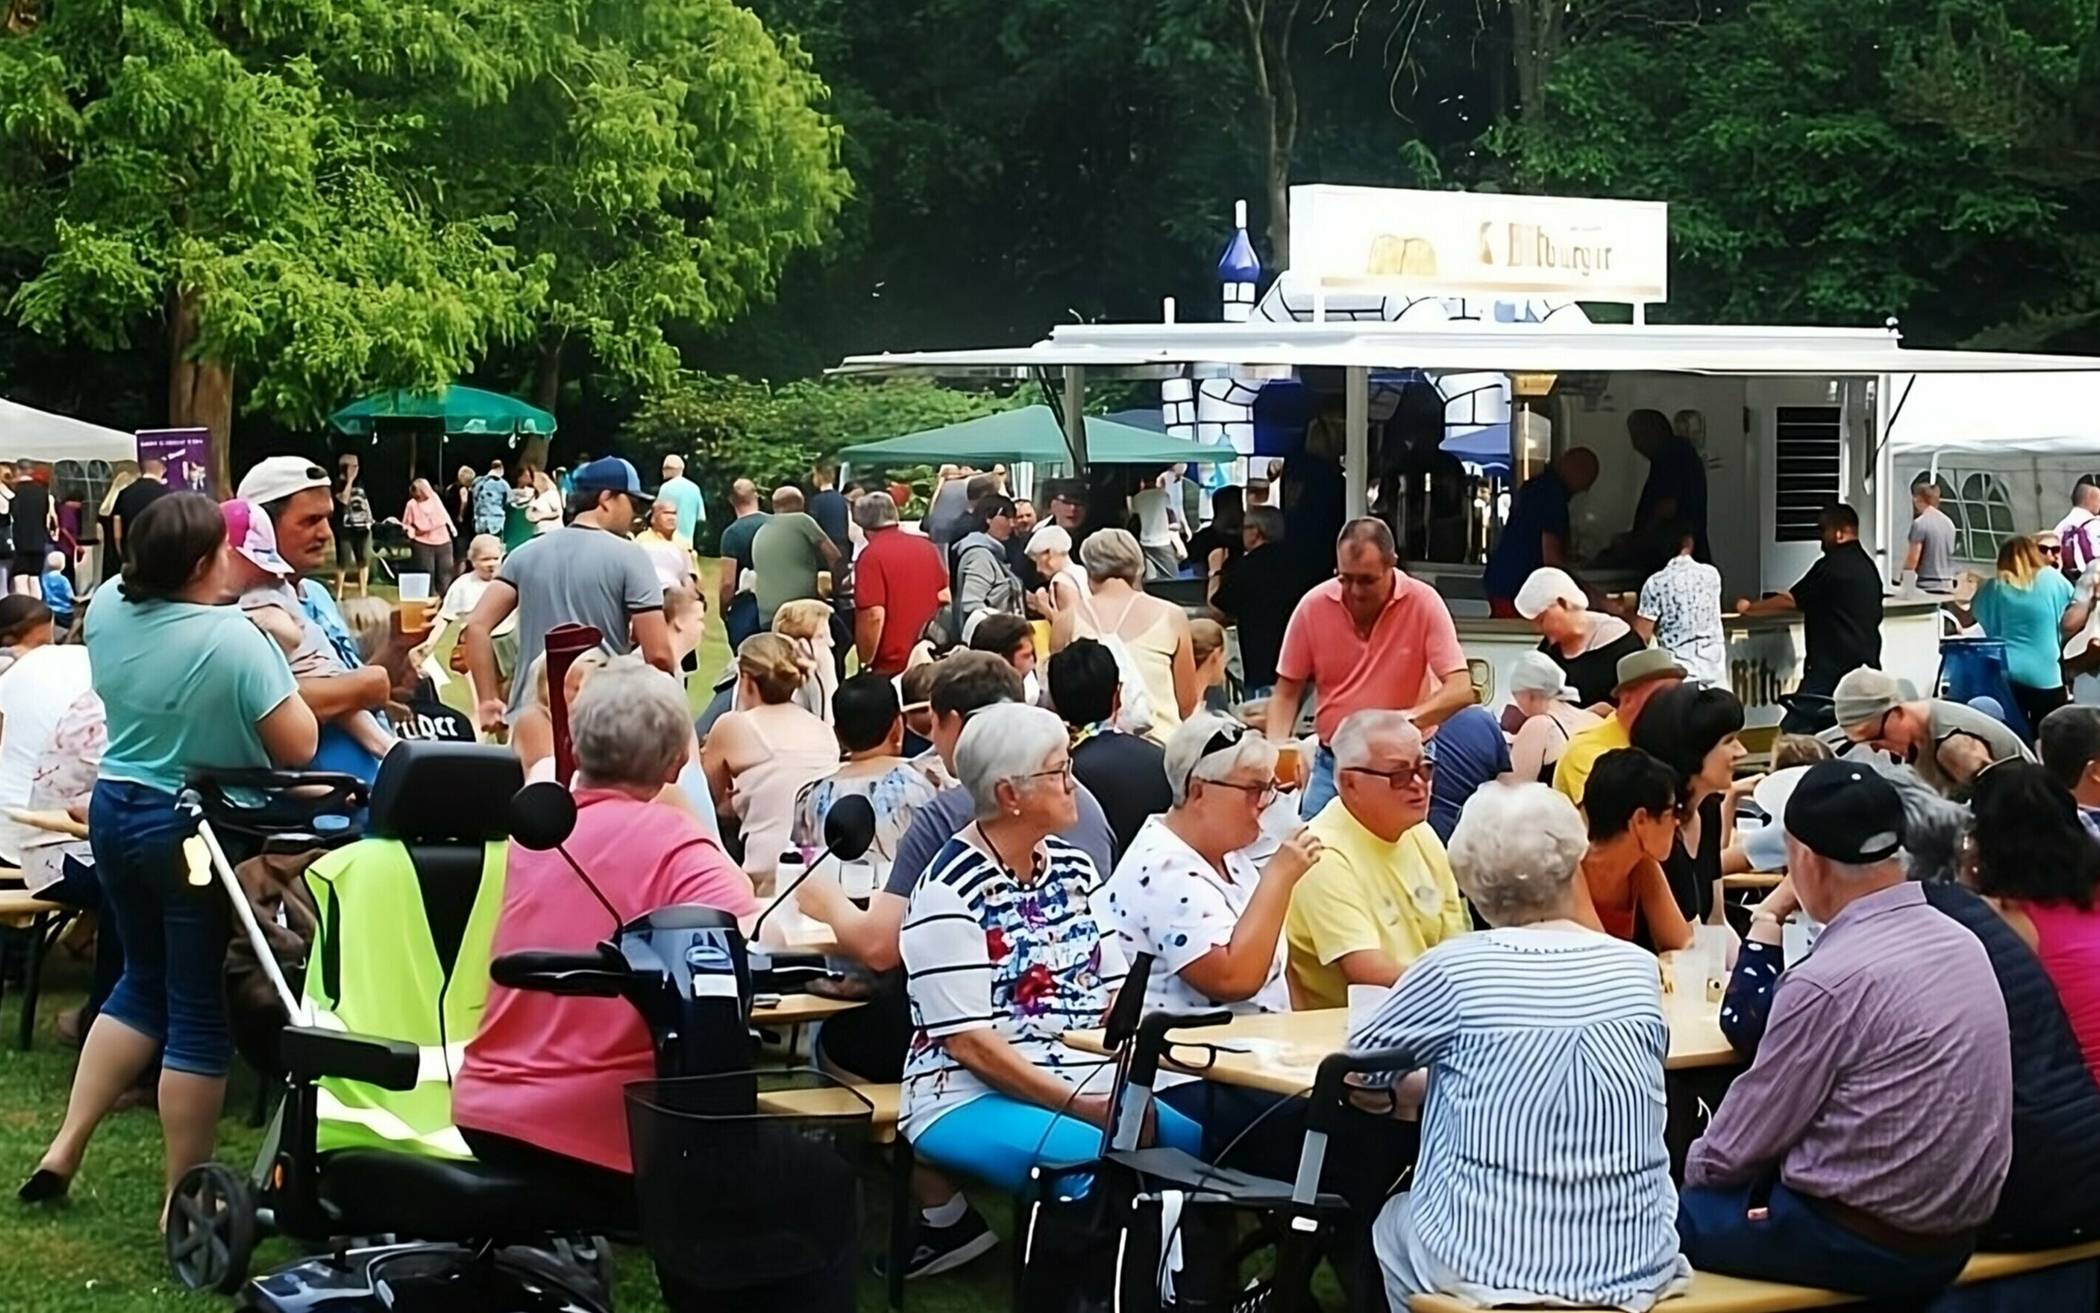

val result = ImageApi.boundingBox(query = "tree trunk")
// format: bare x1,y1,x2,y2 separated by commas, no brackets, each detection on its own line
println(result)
1241,0,1301,265
523,333,563,472
167,286,235,496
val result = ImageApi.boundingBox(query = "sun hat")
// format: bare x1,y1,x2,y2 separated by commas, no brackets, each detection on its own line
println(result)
1612,648,1687,696
1513,567,1587,621
220,499,293,578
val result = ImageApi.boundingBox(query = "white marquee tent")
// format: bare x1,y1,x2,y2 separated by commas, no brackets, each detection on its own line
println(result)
0,397,135,465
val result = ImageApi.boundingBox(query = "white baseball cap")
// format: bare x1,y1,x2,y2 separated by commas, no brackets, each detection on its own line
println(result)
236,456,331,505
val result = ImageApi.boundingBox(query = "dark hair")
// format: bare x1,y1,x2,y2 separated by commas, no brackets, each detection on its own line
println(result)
565,487,604,519
833,672,901,755
1244,505,1284,544
929,650,1024,718
2039,705,2100,794
1819,502,1861,534
972,494,1017,531
1970,761,2100,910
965,473,1000,504
1047,638,1119,727
119,492,227,603
968,613,1033,663
0,595,53,646
1628,684,1745,800
1583,749,1681,840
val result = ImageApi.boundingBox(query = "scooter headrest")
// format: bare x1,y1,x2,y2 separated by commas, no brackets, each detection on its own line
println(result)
368,742,525,844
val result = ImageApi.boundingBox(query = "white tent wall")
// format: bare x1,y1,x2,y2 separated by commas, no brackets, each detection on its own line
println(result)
0,398,135,465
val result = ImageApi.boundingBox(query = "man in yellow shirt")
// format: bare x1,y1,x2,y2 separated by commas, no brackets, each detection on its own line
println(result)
1287,709,1469,1008
1552,649,1686,806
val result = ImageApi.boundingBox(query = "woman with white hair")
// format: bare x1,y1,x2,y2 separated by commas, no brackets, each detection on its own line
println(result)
1515,566,1646,708
1351,782,1691,1311
1024,523,1088,619
899,702,1203,1190
1505,650,1604,784
453,657,756,1220
1051,527,1198,745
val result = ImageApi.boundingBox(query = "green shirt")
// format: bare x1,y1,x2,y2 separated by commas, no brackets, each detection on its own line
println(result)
86,586,301,794
751,510,829,624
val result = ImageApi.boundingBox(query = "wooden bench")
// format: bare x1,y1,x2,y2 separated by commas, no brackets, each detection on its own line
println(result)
1406,1238,2100,1312
0,887,78,1050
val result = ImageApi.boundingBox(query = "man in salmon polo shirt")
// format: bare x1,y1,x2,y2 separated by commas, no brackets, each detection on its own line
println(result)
1267,517,1472,819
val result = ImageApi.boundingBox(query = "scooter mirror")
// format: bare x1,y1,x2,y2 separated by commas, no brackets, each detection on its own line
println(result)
508,781,578,852
823,793,878,862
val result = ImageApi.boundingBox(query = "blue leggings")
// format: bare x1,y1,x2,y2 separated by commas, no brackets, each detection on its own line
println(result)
911,1094,1204,1195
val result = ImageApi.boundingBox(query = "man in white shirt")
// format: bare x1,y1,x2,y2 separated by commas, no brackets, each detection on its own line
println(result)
2055,479,2100,578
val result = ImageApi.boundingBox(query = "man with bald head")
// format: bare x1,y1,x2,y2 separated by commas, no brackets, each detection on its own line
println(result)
751,483,841,628
656,453,705,542
718,477,769,644
1483,446,1599,616
1285,709,1468,1008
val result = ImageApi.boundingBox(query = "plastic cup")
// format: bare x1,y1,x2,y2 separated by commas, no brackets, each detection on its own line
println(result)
398,571,432,601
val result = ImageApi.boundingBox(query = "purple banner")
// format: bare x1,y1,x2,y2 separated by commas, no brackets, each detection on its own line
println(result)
135,428,211,494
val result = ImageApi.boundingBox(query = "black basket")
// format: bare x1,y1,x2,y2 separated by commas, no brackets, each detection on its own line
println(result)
625,1071,871,1311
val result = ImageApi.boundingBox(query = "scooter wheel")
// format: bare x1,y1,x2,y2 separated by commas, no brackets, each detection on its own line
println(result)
166,1162,258,1294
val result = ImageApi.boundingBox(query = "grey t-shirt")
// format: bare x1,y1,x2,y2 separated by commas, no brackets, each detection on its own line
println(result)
1919,698,2033,796
884,781,1118,899
1908,507,1959,592
499,523,664,717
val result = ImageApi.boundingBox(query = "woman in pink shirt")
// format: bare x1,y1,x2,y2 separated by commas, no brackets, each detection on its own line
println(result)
400,477,456,593
453,657,757,1220
1969,761,2100,1084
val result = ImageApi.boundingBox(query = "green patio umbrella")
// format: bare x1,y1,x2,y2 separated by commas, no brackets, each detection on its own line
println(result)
330,385,556,437
835,405,1236,468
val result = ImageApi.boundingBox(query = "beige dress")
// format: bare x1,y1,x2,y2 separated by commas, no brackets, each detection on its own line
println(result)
726,705,840,892
1070,589,1182,745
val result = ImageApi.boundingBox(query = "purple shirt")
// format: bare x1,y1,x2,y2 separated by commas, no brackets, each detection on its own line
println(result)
1686,882,2012,1233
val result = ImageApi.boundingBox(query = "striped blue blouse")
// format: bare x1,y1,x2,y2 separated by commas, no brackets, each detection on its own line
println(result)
1349,926,1691,1309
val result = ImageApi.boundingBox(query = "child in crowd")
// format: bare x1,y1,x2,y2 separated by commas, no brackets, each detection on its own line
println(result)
39,550,74,631
1190,616,1229,710
223,499,398,761
511,648,609,780
440,533,518,677
664,585,706,673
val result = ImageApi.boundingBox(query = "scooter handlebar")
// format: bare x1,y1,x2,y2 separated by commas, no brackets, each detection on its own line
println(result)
491,945,628,997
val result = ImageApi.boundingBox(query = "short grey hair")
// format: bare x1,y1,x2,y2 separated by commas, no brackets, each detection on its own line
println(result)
1164,712,1278,808
1080,528,1145,585
1244,506,1284,544
570,656,694,787
956,703,1070,820
1867,760,1956,882
1447,783,1587,925
853,491,900,530
1329,709,1419,771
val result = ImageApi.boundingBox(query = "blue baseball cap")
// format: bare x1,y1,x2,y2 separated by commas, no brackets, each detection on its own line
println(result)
573,456,650,503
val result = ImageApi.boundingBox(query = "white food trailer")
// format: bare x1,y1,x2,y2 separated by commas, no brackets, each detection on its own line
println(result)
839,186,2100,726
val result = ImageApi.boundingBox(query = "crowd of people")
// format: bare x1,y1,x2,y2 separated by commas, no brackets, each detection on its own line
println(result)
18,436,2100,1313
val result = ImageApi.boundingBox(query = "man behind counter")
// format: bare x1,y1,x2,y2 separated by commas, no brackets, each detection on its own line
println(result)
1734,502,1883,733
1482,447,1599,617
1630,409,1708,563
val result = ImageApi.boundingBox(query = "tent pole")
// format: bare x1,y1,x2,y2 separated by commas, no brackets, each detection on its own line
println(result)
1063,366,1088,470
1345,366,1369,520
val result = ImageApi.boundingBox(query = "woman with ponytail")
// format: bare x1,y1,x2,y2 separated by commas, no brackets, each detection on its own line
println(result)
701,632,842,891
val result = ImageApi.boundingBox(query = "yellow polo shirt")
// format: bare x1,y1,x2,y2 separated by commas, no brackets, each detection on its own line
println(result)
1551,713,1629,808
1285,798,1469,1010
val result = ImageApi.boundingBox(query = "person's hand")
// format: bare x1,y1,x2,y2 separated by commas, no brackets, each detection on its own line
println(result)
1071,1093,1117,1131
1755,875,1799,924
1732,596,1754,615
477,698,509,734
1726,772,1766,799
377,614,435,687
1207,546,1229,575
1263,826,1324,885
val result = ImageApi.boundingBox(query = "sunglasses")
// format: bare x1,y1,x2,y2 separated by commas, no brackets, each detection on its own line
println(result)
1342,761,1436,789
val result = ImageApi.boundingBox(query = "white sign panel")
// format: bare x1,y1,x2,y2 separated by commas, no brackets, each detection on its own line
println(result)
1288,185,1669,304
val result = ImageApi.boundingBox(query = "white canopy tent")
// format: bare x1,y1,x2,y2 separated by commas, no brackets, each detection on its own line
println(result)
1883,371,2100,458
0,397,135,464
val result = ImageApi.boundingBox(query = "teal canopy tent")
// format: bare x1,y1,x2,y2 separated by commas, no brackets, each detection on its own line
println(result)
330,385,556,438
835,405,1235,467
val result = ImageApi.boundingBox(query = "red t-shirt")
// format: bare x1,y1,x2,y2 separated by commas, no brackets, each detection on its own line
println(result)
1276,571,1466,743
452,790,757,1173
854,526,948,675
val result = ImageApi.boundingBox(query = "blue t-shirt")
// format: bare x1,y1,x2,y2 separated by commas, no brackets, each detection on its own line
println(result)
657,476,706,541
41,569,74,616
86,587,301,795
294,578,388,783
1973,570,2076,689
1482,467,1572,603
1425,704,1513,843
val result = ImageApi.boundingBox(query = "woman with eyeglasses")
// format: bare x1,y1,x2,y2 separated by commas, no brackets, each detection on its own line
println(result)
1954,533,2075,733
898,702,1202,1192
1284,708,1469,1010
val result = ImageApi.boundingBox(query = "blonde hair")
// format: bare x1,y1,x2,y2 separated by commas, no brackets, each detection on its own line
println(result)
1771,733,1833,771
1997,534,2046,589
466,533,503,560
527,647,609,709
772,597,833,642
737,632,812,705
99,466,139,517
338,597,396,662
1190,617,1226,666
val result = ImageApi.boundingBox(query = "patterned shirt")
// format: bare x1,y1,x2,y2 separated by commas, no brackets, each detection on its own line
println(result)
1350,927,1690,1308
899,833,1126,1136
790,761,941,890
470,474,509,536
1636,554,1726,688
1687,882,2012,1232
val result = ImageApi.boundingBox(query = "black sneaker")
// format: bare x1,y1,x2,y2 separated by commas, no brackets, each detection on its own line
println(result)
889,1207,997,1280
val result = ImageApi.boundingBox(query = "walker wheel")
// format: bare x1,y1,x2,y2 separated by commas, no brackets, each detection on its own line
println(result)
166,1162,257,1293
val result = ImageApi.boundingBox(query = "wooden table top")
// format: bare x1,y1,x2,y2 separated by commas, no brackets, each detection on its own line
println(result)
750,993,865,1026
1722,872,1785,891
1067,966,1739,1098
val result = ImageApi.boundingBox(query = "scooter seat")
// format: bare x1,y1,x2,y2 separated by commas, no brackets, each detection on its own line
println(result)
318,1150,611,1238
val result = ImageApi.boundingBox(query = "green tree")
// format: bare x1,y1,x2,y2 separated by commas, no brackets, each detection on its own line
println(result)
0,1,544,490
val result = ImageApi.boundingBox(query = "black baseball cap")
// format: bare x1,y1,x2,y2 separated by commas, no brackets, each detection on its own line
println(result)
1782,759,1906,864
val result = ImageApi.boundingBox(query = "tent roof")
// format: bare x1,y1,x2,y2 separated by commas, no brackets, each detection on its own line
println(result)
837,321,2100,380
0,398,135,464
1883,372,2100,456
836,406,1238,466
331,385,555,437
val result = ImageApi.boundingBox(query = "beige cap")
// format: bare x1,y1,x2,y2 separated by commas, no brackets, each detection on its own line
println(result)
1831,667,1918,730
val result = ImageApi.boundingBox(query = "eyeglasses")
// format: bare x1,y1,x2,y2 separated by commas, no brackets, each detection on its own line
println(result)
1342,761,1435,789
1202,777,1279,806
1016,761,1076,790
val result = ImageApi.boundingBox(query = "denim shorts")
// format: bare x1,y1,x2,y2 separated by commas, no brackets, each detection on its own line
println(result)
90,778,233,1077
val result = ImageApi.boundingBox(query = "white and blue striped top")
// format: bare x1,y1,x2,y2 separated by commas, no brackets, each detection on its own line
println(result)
1349,925,1691,1310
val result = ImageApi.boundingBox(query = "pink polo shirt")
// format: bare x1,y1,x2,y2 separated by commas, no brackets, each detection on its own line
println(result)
452,789,758,1173
1276,572,1465,744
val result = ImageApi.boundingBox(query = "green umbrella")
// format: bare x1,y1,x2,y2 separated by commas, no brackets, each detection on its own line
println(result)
835,405,1236,467
330,385,557,437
